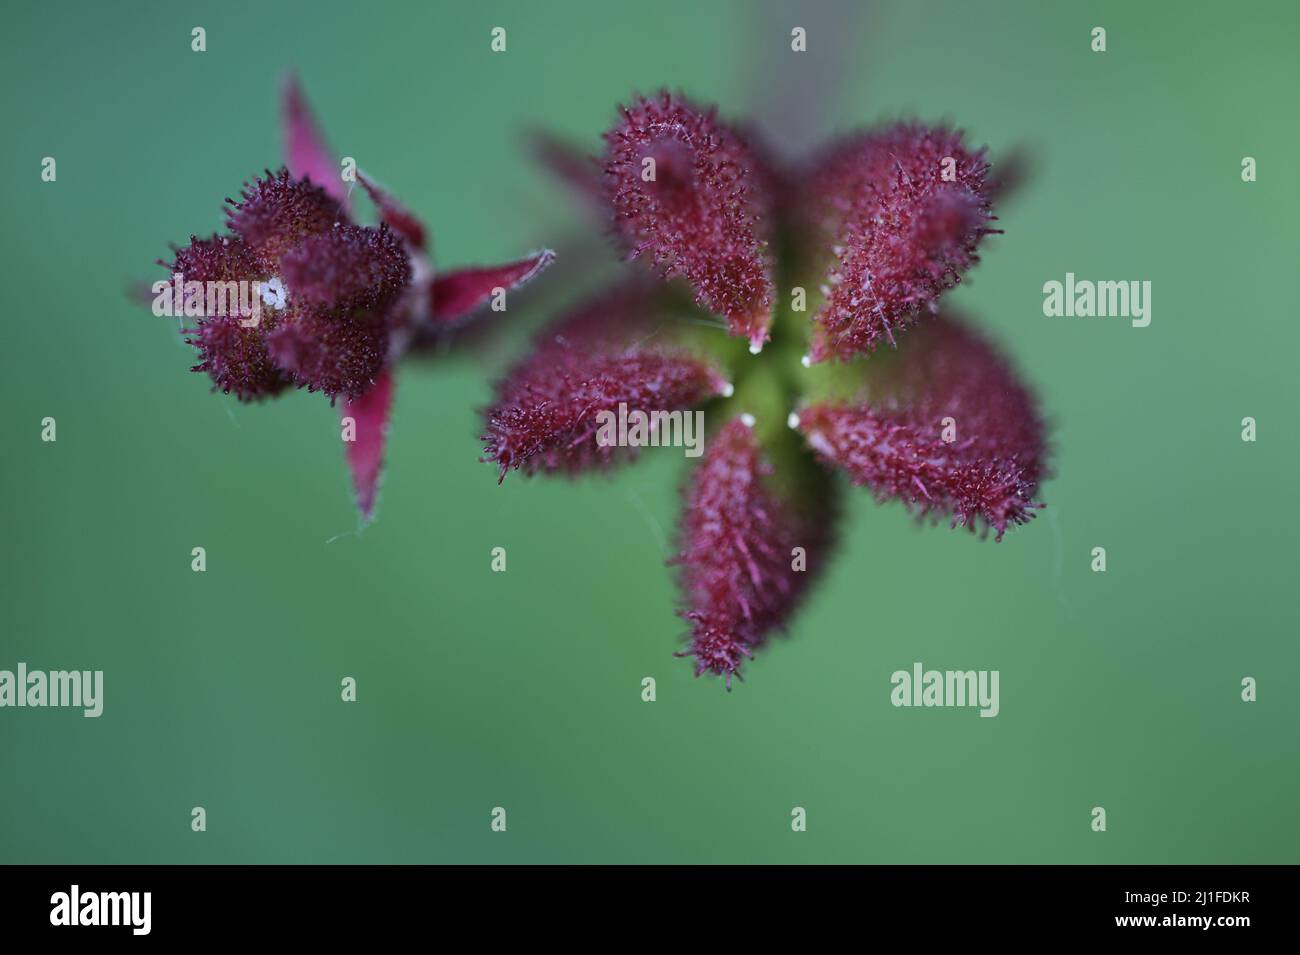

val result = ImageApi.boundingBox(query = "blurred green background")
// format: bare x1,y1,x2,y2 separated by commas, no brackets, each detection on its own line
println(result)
2,0,1297,864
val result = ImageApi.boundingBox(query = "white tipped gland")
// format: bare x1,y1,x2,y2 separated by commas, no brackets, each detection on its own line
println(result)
748,341,763,355
260,276,288,310
720,382,735,398
787,411,801,430
740,413,756,428
800,354,812,368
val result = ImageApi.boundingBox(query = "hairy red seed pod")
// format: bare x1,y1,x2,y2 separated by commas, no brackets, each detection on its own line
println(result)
187,316,293,401
795,316,1045,540
280,223,411,313
168,235,292,400
168,170,412,403
674,419,836,687
225,168,344,267
482,285,730,479
602,92,775,350
169,232,261,285
153,77,564,522
266,307,390,401
803,124,996,362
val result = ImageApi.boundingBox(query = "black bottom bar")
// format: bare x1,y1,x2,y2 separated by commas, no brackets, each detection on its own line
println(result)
0,865,1277,939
